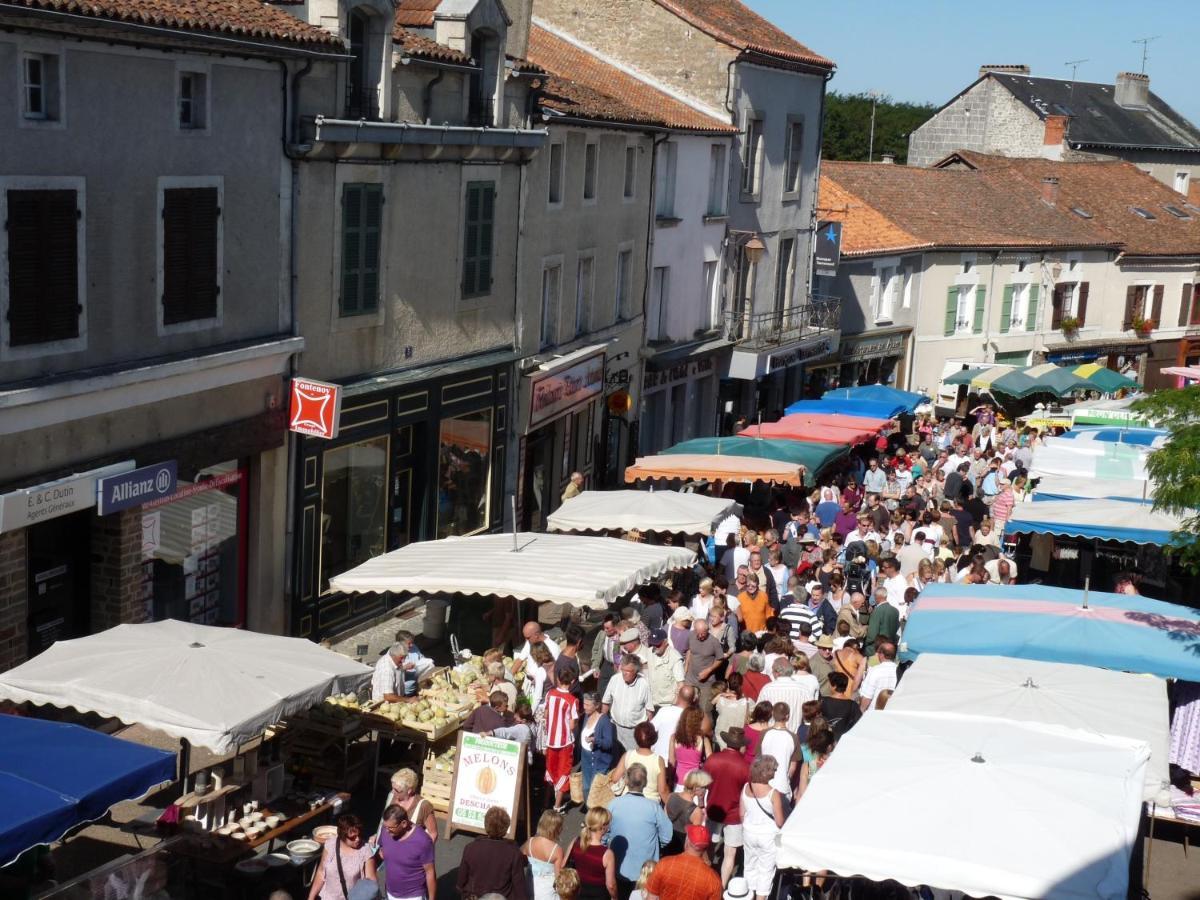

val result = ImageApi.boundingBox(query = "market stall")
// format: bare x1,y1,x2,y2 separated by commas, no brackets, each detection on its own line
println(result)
785,397,906,419
659,437,848,483
1005,497,1183,546
1056,425,1168,448
1031,475,1156,502
623,454,806,487
821,384,927,412
777,711,1148,900
887,653,1171,804
901,583,1200,681
1066,396,1150,427
545,490,740,536
1029,436,1150,482
943,363,1095,398
737,415,880,445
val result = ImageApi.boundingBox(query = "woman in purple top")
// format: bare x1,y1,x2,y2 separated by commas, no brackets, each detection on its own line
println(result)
378,804,436,900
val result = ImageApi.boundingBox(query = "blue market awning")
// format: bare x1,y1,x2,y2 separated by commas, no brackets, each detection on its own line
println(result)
901,583,1200,681
1058,426,1167,448
0,715,176,865
784,398,906,419
821,384,927,412
1005,497,1184,545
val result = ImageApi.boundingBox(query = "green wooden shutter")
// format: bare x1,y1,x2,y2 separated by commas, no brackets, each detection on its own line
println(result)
1026,284,1039,331
340,183,381,316
6,189,80,345
944,287,957,336
1000,285,1014,333
361,185,381,312
462,181,495,297
972,286,986,333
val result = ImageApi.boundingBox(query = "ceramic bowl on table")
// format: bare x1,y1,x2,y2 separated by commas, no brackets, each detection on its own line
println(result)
312,825,337,843
264,814,282,829
286,839,322,866
231,832,249,842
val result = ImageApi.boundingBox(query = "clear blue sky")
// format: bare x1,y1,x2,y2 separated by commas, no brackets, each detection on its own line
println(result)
744,0,1200,126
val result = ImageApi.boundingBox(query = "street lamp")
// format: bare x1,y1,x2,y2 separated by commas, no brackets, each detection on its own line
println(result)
743,236,766,265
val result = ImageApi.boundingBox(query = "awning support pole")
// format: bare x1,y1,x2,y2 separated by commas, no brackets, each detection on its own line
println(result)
179,738,192,792
511,496,518,552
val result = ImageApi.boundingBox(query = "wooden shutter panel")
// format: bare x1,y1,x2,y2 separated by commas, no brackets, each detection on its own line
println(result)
1179,283,1193,328
1000,285,1013,333
1026,284,1039,331
6,189,80,346
462,183,480,295
340,185,362,314
1151,284,1164,324
361,185,382,313
1123,286,1137,329
1050,285,1064,329
162,187,219,326
1191,284,1200,325
972,286,986,333
462,182,495,296
477,183,494,291
944,287,957,336
1077,282,1089,325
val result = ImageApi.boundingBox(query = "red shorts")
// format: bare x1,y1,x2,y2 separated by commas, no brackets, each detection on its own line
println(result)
544,745,573,791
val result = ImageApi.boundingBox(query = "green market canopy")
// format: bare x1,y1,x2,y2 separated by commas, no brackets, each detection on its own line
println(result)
660,437,848,484
944,363,1095,398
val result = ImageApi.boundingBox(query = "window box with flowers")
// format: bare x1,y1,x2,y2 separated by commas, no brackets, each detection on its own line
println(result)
1131,316,1155,337
1059,315,1081,338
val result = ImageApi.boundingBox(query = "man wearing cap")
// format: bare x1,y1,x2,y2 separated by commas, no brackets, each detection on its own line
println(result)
602,656,653,753
703,728,751,888
667,607,694,656
644,824,722,900
810,635,835,697
646,629,685,711
618,626,653,668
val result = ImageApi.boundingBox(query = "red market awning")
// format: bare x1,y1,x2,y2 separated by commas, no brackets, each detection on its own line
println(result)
738,413,884,445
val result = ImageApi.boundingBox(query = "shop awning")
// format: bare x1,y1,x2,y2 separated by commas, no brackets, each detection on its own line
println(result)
623,454,805,487
777,710,1146,900
546,490,740,536
1072,362,1139,393
0,621,372,753
1029,436,1150,481
1031,475,1155,502
1,715,176,866
328,533,696,610
784,398,905,419
660,437,848,481
901,583,1200,681
1161,365,1200,381
1005,497,1183,545
888,653,1170,804
821,384,927,412
738,413,884,445
1058,425,1168,448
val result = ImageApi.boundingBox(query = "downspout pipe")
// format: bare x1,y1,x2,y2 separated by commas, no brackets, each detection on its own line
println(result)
421,70,445,125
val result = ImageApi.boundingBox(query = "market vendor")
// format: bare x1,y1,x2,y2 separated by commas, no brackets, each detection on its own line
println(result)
372,639,432,702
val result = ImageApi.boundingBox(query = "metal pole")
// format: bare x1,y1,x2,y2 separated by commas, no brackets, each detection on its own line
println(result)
511,495,518,552
1082,575,1090,610
868,94,877,163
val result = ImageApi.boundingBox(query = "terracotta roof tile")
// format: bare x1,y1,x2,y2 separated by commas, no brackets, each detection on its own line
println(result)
393,25,472,64
940,152,1200,258
8,0,344,49
819,160,1119,256
528,25,734,133
395,0,438,27
653,0,833,69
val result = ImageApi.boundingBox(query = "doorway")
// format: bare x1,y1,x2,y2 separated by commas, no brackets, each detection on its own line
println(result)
522,429,554,531
26,512,92,657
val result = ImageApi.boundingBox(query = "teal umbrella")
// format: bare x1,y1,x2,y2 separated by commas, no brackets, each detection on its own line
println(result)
1071,363,1139,394
942,367,988,386
660,437,847,484
999,364,1095,398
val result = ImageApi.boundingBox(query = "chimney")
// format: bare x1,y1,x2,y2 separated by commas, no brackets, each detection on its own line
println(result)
979,64,1030,77
1043,114,1068,146
880,153,896,165
1114,71,1150,109
1041,176,1060,206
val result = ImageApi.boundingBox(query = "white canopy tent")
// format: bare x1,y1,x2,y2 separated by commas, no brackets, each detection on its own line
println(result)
888,654,1171,804
328,532,696,609
0,620,371,753
1030,436,1149,482
777,711,1148,900
546,490,740,536
1031,474,1155,502
1005,497,1184,545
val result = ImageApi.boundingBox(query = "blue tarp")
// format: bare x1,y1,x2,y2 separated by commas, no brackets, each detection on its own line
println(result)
1058,426,1168,448
901,583,1200,681
784,398,906,419
822,384,927,412
0,715,176,865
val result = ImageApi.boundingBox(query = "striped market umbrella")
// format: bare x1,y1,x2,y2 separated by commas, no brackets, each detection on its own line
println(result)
1072,363,1139,394
945,364,1094,399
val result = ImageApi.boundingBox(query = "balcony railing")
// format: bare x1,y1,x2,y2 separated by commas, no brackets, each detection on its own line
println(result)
723,294,840,352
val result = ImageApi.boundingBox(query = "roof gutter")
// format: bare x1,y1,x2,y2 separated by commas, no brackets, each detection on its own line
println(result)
0,2,351,60
397,53,479,74
540,110,668,135
311,117,548,147
1069,140,1200,153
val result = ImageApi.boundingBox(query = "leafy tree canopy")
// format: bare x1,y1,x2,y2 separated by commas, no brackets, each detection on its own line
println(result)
1132,386,1200,571
822,91,937,164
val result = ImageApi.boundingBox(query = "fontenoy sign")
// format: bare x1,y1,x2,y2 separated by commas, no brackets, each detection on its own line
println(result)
529,353,604,429
97,461,178,515
447,731,524,838
289,377,342,439
0,461,135,534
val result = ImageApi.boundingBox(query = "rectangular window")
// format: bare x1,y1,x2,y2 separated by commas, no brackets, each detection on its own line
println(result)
162,187,220,325
1176,171,1190,195
901,269,913,309
583,142,598,201
655,142,677,218
462,181,495,298
21,52,59,121
875,265,896,322
437,410,492,538
742,115,764,196
703,259,719,330
340,183,382,316
707,144,727,216
575,254,594,336
540,262,562,348
774,238,797,318
178,72,207,129
320,436,388,591
784,120,804,196
4,189,80,346
615,249,633,321
955,285,974,334
623,145,637,199
648,266,669,340
1009,283,1030,331
548,142,564,205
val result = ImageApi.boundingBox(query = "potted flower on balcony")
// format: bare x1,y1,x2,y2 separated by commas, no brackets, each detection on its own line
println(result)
1059,315,1081,338
1131,315,1155,337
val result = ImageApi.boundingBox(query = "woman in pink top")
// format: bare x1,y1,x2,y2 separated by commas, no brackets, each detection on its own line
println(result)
668,707,712,791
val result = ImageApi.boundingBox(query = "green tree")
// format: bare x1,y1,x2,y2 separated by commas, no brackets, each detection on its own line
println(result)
821,91,937,164
1132,386,1200,571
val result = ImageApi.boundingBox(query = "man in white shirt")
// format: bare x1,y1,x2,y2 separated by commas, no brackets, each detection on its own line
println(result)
649,684,695,760
844,514,880,548
897,532,929,576
371,642,410,702
880,557,908,609
985,556,1019,585
757,658,819,731
602,656,653,752
644,630,683,709
863,458,887,494
860,641,899,712
511,621,561,677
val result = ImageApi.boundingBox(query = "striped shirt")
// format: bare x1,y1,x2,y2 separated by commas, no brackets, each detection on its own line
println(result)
543,687,579,749
780,603,821,641
758,675,820,731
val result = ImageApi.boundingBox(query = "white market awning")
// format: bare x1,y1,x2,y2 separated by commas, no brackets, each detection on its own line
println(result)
1006,497,1184,545
888,653,1171,804
1029,436,1150,481
778,711,1148,900
0,621,371,754
546,490,740,536
1031,474,1155,502
328,532,696,609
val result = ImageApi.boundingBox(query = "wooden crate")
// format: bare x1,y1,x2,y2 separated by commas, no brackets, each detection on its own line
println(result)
421,754,455,812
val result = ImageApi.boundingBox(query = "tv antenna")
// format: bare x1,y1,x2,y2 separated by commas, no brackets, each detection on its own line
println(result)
1132,36,1159,73
1064,58,1088,83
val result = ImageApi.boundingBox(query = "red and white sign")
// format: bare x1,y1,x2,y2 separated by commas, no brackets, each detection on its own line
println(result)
289,377,342,439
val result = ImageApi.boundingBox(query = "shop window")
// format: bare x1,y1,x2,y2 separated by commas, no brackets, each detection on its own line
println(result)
321,436,388,591
437,409,492,538
141,461,246,626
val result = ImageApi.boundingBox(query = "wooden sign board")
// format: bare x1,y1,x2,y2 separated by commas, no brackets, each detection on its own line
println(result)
445,731,526,839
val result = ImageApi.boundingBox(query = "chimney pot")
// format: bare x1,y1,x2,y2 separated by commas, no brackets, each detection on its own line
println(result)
979,64,1031,77
1041,176,1060,206
1114,71,1150,109
880,153,896,165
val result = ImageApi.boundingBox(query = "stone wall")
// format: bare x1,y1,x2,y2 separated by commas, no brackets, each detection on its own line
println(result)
908,78,1043,166
90,510,150,633
0,530,28,672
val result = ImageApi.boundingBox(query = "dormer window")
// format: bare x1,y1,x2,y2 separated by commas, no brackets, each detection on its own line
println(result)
468,28,500,126
344,4,389,120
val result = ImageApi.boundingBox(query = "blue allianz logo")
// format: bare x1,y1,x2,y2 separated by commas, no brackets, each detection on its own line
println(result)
97,461,178,515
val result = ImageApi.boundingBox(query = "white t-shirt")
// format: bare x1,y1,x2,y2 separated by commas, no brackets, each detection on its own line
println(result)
760,728,797,795
651,704,684,759
515,636,561,663
691,593,713,621
883,573,908,608
860,660,898,712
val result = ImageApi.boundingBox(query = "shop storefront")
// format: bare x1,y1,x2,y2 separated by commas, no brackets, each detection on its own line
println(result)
837,329,910,390
1043,338,1149,379
639,346,723,455
725,333,840,421
291,353,512,640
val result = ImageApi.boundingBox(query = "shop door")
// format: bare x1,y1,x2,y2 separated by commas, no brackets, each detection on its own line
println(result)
26,512,91,657
522,430,554,531
390,423,428,550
